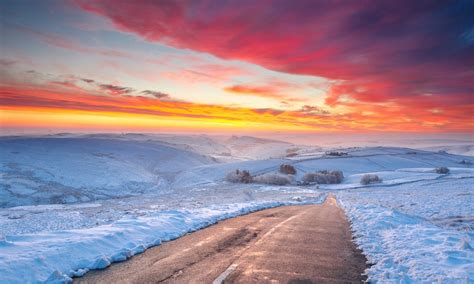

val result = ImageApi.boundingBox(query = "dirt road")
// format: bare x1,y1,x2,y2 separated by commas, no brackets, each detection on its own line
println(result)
75,195,367,283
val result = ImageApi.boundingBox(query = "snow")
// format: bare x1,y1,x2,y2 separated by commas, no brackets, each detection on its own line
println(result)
0,134,473,282
0,137,213,207
336,174,474,282
421,144,474,156
267,133,474,156
0,198,325,283
46,133,320,161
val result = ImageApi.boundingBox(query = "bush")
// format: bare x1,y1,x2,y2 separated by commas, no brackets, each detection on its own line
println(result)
435,167,449,174
360,174,382,185
253,173,292,185
279,164,297,175
325,151,348,157
226,169,253,183
330,170,344,182
302,170,344,184
460,159,472,165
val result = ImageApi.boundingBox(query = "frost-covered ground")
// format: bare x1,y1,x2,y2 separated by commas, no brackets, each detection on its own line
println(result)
337,173,474,282
0,134,473,283
0,137,213,207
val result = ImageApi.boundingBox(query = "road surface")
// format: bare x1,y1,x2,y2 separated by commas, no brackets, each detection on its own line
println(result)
75,195,368,283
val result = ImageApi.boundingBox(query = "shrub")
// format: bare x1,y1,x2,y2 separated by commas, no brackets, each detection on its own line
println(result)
279,164,297,175
331,170,344,182
253,173,292,185
360,174,382,185
435,167,449,174
325,151,348,157
226,169,253,183
460,159,472,165
302,170,344,184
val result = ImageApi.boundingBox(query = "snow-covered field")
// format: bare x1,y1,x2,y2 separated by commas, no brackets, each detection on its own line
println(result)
0,134,473,282
337,175,473,282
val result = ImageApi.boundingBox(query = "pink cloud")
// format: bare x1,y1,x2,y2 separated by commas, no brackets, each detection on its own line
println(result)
75,0,474,129
224,84,306,102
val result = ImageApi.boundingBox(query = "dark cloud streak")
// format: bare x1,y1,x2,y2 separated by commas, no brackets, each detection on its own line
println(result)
99,84,134,96
141,90,171,100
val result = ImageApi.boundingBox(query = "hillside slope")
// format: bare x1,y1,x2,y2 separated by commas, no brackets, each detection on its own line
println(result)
0,137,214,207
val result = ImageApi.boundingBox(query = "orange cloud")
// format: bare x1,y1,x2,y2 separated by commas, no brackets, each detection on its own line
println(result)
1,84,472,133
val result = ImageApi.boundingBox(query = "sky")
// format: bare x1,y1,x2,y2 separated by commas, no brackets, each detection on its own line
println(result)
0,0,473,134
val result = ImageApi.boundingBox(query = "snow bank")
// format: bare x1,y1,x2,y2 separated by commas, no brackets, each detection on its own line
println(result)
337,176,474,282
339,202,473,282
0,197,325,283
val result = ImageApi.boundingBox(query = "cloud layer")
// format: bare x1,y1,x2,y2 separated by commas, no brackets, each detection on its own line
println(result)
1,1,472,133
77,0,474,130
1,69,471,132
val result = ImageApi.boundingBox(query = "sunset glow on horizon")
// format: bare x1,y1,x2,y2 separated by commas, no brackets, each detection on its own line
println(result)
1,0,473,134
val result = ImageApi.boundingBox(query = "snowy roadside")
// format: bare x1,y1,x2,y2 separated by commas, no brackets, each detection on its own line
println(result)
2,137,473,283
0,193,326,283
336,176,474,282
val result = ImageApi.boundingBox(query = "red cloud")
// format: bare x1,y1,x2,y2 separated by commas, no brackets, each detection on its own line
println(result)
76,0,474,130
